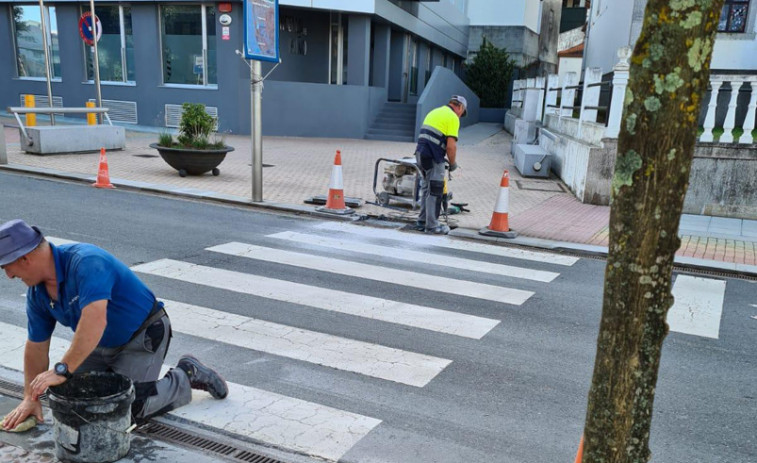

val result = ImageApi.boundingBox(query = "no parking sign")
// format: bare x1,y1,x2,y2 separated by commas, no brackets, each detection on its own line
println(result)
79,12,102,46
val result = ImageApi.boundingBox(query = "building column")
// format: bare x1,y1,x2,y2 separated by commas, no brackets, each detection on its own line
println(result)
347,15,370,86
371,23,390,88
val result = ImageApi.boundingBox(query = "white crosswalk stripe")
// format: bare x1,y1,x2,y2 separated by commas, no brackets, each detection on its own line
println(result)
207,242,534,305
668,275,727,339
0,322,381,462
267,231,560,282
161,299,452,387
132,259,498,339
312,221,580,266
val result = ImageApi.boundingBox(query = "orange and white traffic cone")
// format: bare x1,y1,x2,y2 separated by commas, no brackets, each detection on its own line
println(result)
92,147,115,189
316,150,353,215
479,169,517,238
574,435,584,463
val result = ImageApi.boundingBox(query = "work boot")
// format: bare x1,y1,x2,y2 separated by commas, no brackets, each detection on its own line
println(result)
176,355,228,399
412,221,425,232
425,224,450,235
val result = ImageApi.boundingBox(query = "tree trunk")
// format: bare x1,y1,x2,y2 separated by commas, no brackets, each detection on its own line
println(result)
583,1,725,462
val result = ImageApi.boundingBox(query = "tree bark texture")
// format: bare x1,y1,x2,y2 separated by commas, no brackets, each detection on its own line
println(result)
583,1,725,462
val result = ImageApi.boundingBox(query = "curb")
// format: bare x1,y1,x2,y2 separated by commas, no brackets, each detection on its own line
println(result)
2,163,755,278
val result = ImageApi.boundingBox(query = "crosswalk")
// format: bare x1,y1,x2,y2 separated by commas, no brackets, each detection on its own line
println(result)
1,223,729,461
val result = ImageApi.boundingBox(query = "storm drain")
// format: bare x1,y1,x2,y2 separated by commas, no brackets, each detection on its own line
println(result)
133,154,159,158
515,180,566,192
0,378,288,463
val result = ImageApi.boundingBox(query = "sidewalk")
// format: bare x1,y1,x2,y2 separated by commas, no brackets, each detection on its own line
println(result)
1,116,755,274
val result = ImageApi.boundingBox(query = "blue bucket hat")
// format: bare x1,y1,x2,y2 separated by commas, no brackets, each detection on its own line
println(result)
0,220,44,266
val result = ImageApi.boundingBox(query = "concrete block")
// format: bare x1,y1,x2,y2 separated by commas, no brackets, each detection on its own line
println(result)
0,123,7,164
513,143,551,178
21,125,125,155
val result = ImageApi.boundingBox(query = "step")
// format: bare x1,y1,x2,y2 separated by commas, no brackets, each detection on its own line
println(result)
365,133,416,142
374,114,416,123
371,121,415,130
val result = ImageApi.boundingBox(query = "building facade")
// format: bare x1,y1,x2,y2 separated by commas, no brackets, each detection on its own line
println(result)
0,0,473,137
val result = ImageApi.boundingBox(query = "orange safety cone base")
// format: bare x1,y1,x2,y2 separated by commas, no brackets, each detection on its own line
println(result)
479,226,517,239
316,204,354,215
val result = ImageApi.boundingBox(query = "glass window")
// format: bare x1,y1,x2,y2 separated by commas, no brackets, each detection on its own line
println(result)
408,38,418,96
13,5,60,78
160,5,216,85
83,5,135,82
329,12,347,85
718,0,750,32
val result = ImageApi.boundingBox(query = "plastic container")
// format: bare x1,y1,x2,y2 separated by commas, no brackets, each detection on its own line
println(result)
48,372,135,463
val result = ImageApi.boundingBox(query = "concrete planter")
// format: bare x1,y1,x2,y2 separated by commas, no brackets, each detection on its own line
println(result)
150,143,234,177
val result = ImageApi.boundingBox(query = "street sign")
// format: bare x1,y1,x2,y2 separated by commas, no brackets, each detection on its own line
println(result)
78,12,102,46
243,0,279,62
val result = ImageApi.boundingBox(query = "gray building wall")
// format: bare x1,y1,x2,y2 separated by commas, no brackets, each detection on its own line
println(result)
468,25,538,68
0,1,471,137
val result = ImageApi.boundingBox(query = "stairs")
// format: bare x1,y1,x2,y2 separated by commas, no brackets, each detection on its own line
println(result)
365,103,417,142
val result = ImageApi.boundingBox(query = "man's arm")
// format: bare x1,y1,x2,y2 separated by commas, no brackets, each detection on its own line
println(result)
1,339,49,430
29,300,107,398
445,137,457,166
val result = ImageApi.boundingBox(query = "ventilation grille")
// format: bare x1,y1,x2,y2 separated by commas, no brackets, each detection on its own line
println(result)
88,99,138,124
19,94,64,116
165,104,219,129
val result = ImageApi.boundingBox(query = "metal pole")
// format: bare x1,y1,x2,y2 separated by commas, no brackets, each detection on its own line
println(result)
251,60,263,202
37,0,55,125
89,0,103,124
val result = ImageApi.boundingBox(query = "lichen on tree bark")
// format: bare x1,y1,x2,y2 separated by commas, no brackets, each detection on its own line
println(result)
582,1,725,462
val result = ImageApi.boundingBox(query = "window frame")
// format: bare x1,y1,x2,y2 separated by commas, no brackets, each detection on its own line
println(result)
81,4,135,84
718,0,751,33
11,4,61,80
158,3,217,88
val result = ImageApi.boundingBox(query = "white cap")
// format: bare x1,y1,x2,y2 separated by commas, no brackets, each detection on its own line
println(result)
451,95,467,117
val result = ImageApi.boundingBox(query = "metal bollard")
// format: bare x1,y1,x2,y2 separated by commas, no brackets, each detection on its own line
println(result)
0,123,7,164
86,101,97,125
24,95,36,127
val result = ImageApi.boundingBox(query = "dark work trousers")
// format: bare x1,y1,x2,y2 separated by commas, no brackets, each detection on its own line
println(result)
415,152,446,230
75,313,191,420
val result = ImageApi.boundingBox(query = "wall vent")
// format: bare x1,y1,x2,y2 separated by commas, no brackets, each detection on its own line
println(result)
88,99,138,124
19,94,63,116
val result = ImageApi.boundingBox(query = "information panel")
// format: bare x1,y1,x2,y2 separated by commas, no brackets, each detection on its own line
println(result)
243,0,279,62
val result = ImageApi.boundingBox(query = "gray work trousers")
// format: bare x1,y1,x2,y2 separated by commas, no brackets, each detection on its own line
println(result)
76,314,191,420
415,152,446,230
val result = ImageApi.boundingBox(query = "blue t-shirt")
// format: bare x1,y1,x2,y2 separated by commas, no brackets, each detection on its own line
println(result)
26,243,156,348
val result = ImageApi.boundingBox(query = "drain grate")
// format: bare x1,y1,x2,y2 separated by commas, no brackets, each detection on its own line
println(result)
133,154,159,158
0,378,288,463
515,180,566,192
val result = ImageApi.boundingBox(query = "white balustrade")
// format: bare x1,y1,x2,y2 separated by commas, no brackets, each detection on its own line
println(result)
720,80,742,143
535,77,546,122
580,68,603,123
740,80,757,144
700,78,723,143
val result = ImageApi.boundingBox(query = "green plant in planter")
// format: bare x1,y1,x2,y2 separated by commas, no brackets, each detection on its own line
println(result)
158,103,225,149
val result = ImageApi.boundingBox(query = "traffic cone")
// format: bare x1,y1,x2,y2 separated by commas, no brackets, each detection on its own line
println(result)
575,435,584,463
316,150,353,215
479,169,517,238
92,147,115,189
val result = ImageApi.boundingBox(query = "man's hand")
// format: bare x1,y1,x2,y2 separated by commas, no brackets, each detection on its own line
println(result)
29,369,67,399
449,162,459,172
1,398,43,431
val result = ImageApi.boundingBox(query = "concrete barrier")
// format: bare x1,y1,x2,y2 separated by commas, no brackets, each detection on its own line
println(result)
20,125,125,155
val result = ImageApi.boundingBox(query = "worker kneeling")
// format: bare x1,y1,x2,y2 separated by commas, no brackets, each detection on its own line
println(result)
413,95,466,235
0,219,228,432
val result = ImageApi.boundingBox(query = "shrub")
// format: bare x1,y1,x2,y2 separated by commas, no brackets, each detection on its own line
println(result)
175,103,224,149
464,38,515,108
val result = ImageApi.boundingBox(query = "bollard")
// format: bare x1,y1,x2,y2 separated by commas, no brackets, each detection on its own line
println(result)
0,123,7,165
24,95,36,127
86,101,97,125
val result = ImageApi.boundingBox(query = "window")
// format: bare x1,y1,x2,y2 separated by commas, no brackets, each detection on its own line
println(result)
719,0,750,32
329,13,348,85
12,5,60,78
83,5,134,82
408,37,418,96
160,5,216,86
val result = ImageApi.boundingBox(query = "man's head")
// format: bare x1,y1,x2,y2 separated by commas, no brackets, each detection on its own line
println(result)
449,95,468,118
0,220,47,286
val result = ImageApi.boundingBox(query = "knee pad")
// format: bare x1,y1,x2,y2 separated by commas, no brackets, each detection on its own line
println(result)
429,180,444,196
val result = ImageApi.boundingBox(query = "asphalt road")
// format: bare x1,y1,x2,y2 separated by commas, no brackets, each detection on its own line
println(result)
0,171,754,463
